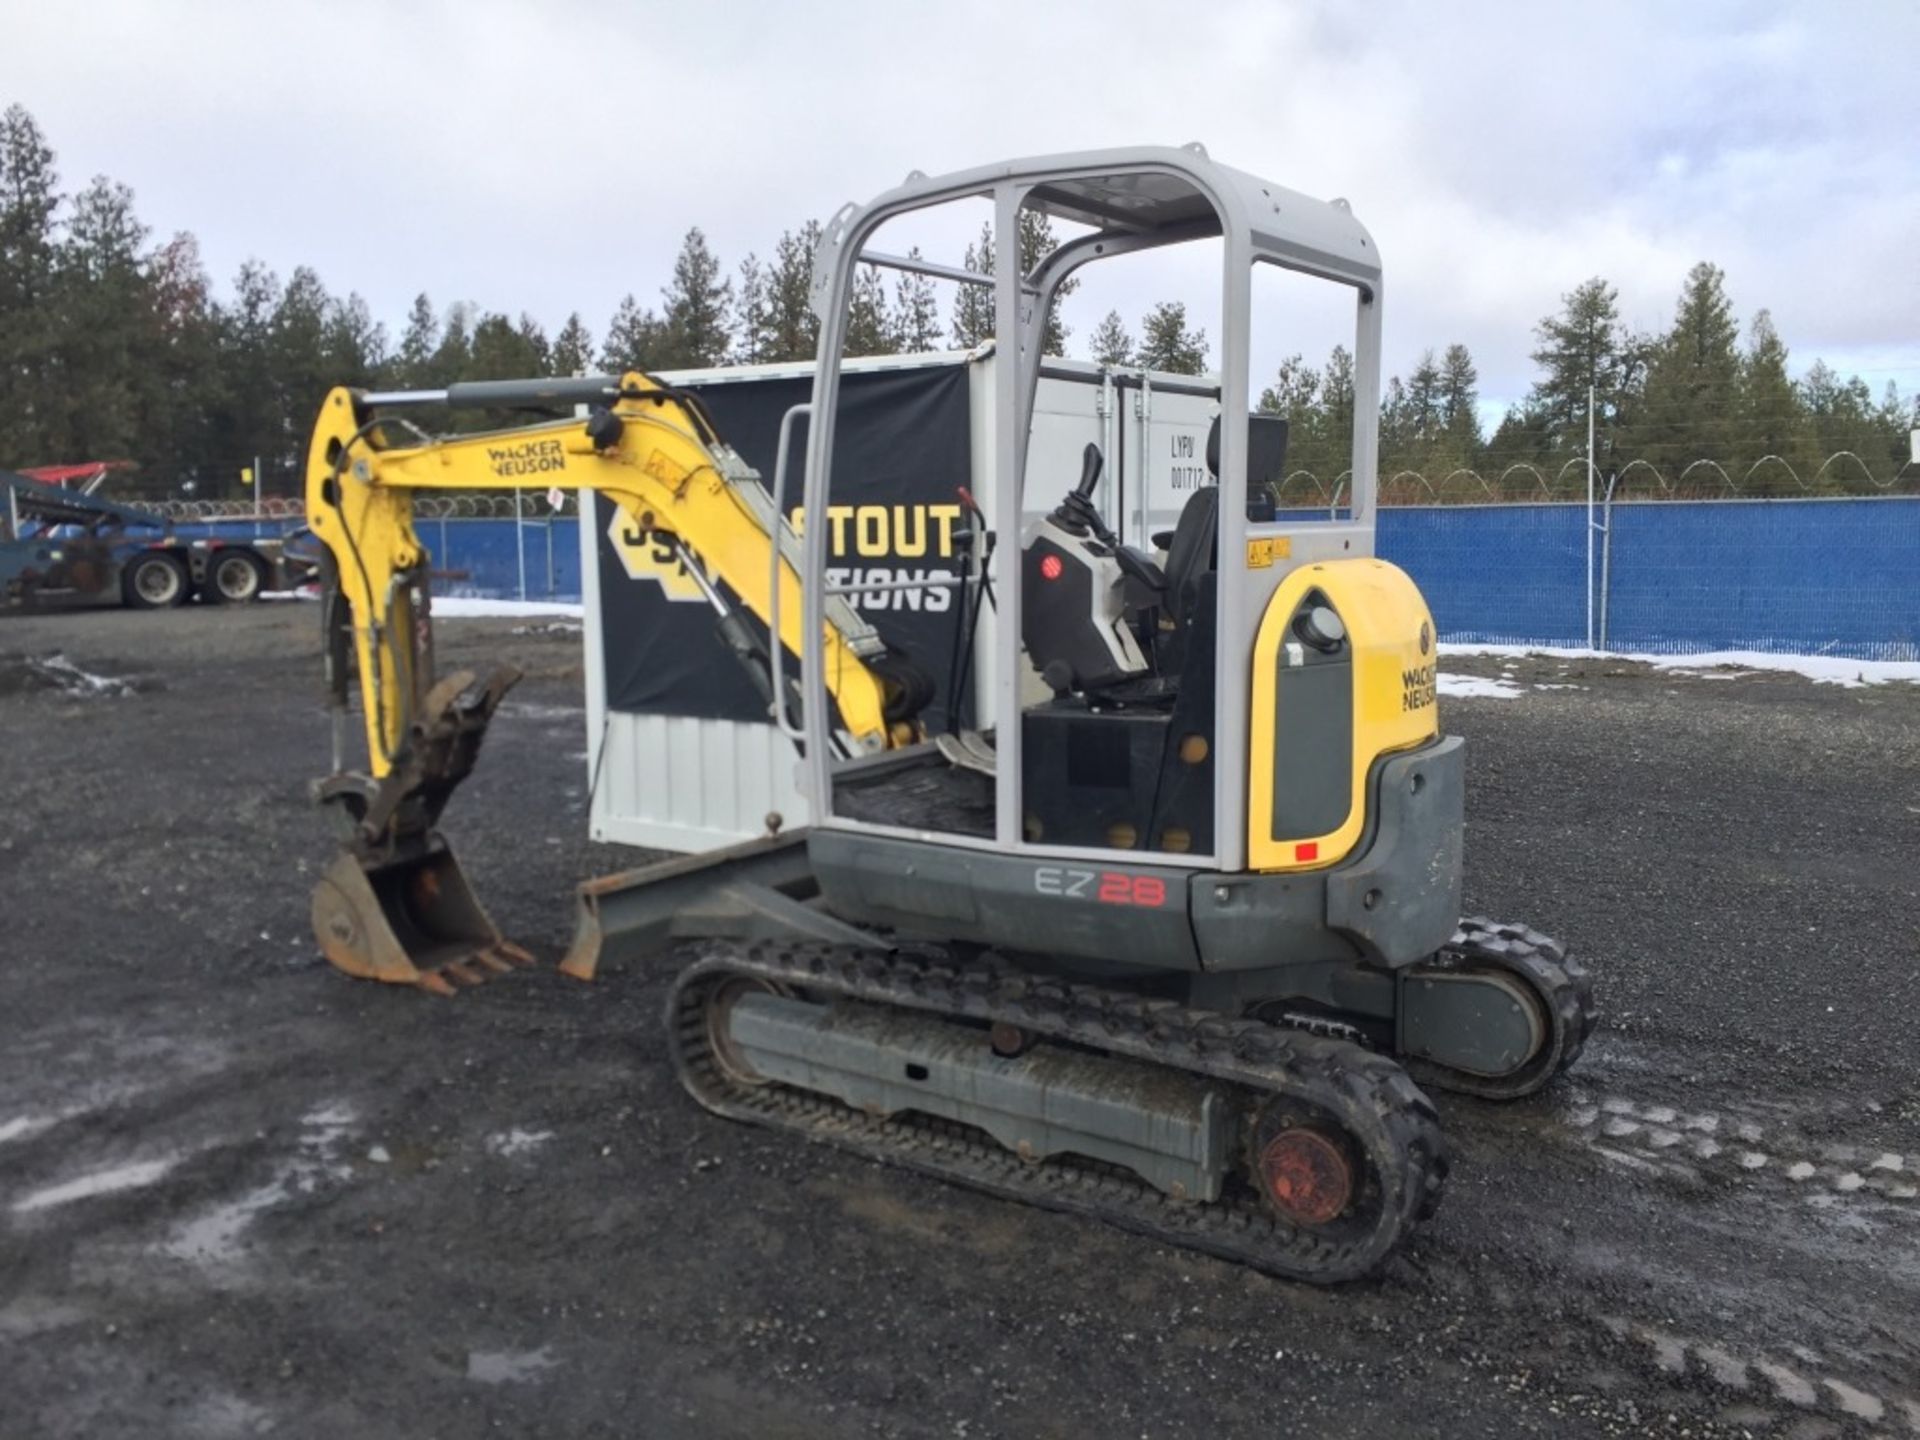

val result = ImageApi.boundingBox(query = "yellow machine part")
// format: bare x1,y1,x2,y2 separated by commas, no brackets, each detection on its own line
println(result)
303,373,898,778
1246,558,1440,872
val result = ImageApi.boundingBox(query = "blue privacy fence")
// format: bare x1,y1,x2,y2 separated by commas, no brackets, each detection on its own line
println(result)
199,496,1920,660
1381,497,1920,660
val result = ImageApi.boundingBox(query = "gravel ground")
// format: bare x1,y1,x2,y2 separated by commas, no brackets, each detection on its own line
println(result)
2,604,1917,1439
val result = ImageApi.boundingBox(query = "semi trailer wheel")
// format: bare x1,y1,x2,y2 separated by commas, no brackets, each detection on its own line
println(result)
122,552,188,609
207,549,267,603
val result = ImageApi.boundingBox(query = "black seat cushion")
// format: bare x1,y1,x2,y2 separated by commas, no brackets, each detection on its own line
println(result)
1162,484,1219,631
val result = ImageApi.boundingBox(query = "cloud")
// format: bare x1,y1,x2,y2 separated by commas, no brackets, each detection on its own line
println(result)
3,0,1914,408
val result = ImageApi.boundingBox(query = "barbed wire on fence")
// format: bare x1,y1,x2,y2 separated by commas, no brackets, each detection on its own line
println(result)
1273,450,1919,506
143,491,581,523
138,450,1913,524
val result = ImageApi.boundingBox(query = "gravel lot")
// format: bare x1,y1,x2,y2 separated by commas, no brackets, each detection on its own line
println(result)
3,603,1917,1439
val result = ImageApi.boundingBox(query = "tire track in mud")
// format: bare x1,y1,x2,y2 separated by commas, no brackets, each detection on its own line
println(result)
1427,1039,1920,1437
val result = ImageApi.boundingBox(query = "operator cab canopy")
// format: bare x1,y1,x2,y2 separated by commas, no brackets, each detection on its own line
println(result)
814,142,1381,314
800,144,1387,875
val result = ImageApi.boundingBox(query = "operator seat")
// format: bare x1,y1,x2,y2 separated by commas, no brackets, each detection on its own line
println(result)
1159,413,1229,630
1161,484,1218,631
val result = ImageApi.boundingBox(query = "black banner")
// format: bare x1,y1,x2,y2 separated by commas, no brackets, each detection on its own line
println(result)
595,360,974,729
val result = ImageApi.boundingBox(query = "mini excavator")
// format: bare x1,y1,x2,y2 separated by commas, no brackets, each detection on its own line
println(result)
302,145,1595,1284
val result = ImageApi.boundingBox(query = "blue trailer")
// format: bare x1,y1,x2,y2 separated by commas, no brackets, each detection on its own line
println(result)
1,470,314,611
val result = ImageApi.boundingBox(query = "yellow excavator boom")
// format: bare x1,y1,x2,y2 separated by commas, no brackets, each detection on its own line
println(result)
300,371,927,993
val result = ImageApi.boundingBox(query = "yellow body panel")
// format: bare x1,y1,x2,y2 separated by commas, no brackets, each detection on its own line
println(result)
1246,558,1439,872
304,376,896,777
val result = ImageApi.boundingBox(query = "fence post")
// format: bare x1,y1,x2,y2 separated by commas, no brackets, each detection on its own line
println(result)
545,509,556,599
1584,385,1595,649
514,490,527,601
1599,473,1617,650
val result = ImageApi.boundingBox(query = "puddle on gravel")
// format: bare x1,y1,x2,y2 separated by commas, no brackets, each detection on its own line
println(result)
164,1182,291,1263
13,1156,179,1213
466,1346,558,1384
161,1101,357,1264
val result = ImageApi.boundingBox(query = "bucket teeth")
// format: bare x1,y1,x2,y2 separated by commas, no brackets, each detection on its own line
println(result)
310,834,540,998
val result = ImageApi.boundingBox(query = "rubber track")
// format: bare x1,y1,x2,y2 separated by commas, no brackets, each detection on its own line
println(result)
1406,917,1596,1100
668,943,1448,1285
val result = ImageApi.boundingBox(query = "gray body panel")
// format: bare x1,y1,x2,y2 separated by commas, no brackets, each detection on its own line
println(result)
808,737,1464,975
807,829,1204,971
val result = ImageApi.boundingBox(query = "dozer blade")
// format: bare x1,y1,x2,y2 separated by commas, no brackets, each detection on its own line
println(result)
310,836,535,997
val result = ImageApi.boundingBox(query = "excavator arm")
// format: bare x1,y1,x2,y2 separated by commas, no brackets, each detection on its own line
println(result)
300,371,930,993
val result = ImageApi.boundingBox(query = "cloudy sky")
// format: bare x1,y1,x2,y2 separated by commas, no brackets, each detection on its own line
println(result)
5,0,1916,419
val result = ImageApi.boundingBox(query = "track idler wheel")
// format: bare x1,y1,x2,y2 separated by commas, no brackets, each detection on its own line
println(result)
1400,918,1595,1100
310,837,534,996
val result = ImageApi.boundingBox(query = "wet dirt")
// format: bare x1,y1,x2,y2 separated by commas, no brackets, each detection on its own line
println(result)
2,605,1917,1438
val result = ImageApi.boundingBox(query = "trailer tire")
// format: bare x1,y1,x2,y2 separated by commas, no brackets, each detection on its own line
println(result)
206,549,267,604
123,551,189,609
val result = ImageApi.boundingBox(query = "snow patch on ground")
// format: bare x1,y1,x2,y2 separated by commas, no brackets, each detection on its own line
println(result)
0,1115,53,1145
486,1129,555,1158
0,654,138,698
14,1157,179,1213
432,597,584,619
1441,642,1920,689
1438,673,1525,700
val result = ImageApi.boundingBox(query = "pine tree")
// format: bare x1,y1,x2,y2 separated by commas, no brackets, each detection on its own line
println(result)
1737,309,1805,493
601,293,666,372
1632,262,1742,481
946,214,1074,355
428,301,474,386
764,222,821,362
843,264,892,357
1483,406,1553,496
50,175,153,461
1527,277,1630,449
321,292,386,388
1089,310,1134,367
551,311,594,376
950,222,995,350
145,231,221,488
268,266,337,462
394,293,439,388
733,253,773,364
468,311,546,380
1017,210,1073,356
1135,301,1208,375
658,226,731,368
0,104,63,462
1255,354,1321,497
1300,344,1358,488
210,260,283,488
891,248,943,353
1439,343,1481,448
1404,350,1443,442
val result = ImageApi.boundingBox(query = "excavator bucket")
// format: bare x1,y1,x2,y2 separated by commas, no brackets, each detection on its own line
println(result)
310,837,534,996
309,660,533,996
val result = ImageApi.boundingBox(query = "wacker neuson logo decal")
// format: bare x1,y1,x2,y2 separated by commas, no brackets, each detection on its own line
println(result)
1401,663,1437,711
